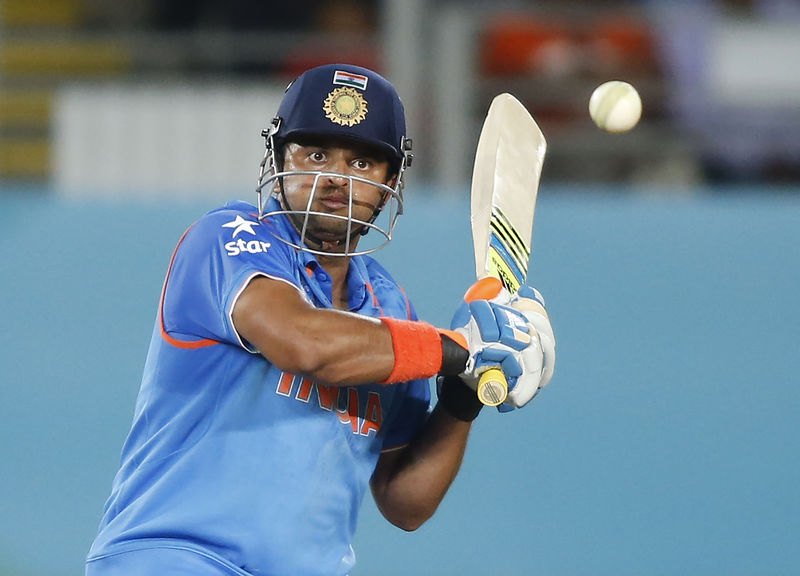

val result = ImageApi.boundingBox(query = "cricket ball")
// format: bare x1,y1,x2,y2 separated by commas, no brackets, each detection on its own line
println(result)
589,80,642,133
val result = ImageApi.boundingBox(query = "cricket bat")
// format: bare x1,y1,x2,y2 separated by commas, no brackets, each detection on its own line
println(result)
470,93,546,406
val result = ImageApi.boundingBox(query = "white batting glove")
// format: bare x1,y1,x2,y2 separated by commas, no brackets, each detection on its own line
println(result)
499,285,556,411
450,278,556,411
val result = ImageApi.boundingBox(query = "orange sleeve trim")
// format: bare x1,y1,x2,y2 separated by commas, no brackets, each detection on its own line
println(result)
397,285,413,320
158,225,220,350
379,317,442,384
160,326,219,349
365,282,385,315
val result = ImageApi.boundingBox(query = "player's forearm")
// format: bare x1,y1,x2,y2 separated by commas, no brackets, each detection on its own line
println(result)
241,307,454,386
371,406,471,531
242,305,396,385
234,278,467,387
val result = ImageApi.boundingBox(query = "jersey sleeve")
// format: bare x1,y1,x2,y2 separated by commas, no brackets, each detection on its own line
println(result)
161,209,301,348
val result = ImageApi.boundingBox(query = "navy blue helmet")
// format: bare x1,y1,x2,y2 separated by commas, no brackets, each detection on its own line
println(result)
271,63,411,171
257,64,413,257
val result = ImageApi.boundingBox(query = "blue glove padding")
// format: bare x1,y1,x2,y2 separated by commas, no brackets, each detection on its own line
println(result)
465,300,532,352
450,279,556,411
476,345,523,383
516,284,545,306
450,287,531,392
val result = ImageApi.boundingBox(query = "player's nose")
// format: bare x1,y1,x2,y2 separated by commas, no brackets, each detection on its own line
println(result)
325,172,349,187
324,156,351,186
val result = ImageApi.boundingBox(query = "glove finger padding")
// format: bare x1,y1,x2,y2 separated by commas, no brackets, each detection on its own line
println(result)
498,286,557,410
467,300,531,351
476,345,523,383
451,281,530,393
505,331,544,407
453,325,526,392
510,288,555,389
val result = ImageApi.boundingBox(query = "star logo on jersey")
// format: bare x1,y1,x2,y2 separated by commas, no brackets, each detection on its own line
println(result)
222,215,258,238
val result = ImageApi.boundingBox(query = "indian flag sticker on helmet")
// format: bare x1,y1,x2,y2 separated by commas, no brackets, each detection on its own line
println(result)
333,70,369,90
323,87,368,127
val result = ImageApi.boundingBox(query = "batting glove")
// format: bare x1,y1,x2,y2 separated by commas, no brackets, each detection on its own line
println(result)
451,279,556,412
450,279,532,393
499,285,556,411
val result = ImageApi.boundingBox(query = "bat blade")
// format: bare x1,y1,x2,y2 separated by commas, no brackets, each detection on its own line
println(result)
469,93,546,406
471,93,546,293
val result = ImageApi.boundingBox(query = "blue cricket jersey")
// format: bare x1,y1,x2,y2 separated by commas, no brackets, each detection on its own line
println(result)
87,198,431,576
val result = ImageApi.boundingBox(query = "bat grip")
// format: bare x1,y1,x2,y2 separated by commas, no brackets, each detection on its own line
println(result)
476,367,508,406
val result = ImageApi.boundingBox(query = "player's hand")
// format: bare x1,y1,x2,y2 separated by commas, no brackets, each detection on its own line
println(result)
450,279,532,393
451,278,556,411
500,285,556,411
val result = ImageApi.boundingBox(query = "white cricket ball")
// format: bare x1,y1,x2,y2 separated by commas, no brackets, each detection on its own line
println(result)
589,80,642,133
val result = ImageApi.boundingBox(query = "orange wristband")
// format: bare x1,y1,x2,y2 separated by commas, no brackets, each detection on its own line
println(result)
380,318,443,384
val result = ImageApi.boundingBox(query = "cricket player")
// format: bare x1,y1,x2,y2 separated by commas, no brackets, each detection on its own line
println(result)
86,63,556,576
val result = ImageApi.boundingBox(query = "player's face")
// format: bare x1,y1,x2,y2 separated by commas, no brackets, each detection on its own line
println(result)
280,137,396,251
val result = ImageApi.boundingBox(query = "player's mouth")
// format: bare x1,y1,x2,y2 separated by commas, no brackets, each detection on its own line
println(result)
318,194,352,211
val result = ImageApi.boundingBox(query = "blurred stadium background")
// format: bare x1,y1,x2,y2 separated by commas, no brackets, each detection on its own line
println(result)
2,1,799,575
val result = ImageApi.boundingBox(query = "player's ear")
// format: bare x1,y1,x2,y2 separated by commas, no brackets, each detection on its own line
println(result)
374,187,393,214
381,173,397,208
276,142,288,172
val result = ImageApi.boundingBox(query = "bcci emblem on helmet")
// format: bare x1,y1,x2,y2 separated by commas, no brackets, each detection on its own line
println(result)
323,87,368,127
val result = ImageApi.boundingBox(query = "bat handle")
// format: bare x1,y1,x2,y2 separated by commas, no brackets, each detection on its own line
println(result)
476,368,508,406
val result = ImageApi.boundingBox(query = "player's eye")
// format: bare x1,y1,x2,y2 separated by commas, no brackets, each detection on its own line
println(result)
308,150,327,163
353,158,372,170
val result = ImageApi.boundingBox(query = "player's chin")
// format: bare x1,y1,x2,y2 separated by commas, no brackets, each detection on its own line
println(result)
313,223,370,250
317,224,365,242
